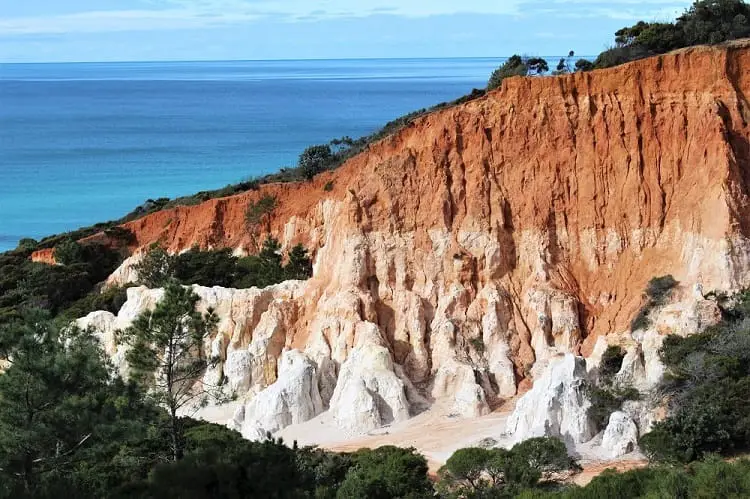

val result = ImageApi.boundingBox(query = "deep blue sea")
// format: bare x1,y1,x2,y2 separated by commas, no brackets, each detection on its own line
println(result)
0,58,505,252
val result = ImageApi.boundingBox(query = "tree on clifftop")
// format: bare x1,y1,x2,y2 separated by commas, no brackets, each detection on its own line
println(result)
487,55,529,90
299,144,334,180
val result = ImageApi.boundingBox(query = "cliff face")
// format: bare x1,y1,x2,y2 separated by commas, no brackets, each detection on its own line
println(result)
74,43,749,445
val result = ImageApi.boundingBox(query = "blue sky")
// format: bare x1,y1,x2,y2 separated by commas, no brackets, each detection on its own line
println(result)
0,0,693,62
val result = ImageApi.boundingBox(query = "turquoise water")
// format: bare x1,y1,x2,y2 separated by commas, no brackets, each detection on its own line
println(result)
0,58,505,252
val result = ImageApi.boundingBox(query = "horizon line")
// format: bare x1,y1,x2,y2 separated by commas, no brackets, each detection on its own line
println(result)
0,54,598,66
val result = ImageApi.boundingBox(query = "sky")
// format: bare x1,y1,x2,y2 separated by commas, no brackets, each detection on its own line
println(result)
0,0,694,62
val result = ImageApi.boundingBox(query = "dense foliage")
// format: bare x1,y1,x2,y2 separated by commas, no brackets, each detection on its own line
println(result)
134,238,313,290
3,297,750,498
581,345,640,431
639,290,750,462
592,0,750,69
437,437,580,498
0,241,126,325
485,1,750,87
487,55,530,90
528,457,750,498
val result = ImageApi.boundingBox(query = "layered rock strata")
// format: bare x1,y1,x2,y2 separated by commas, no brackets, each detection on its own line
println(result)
70,43,750,444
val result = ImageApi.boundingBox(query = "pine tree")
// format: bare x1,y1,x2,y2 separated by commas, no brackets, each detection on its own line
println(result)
0,313,119,493
133,245,175,288
285,244,313,281
119,284,219,461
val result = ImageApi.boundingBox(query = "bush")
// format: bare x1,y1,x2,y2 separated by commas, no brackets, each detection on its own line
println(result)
134,239,313,291
599,346,626,384
546,457,750,498
594,0,750,70
60,285,133,321
631,275,678,331
173,247,240,288
680,0,750,45
586,384,640,431
15,238,38,252
245,195,277,229
645,275,678,305
574,59,595,72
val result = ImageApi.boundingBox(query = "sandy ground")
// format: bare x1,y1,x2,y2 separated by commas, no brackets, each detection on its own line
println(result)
277,406,648,480
279,408,512,472
196,402,647,483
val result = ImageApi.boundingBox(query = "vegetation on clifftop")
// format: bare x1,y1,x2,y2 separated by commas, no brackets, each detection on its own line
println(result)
487,0,750,90
134,238,312,290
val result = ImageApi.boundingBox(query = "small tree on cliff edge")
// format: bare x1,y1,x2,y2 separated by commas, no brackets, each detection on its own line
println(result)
487,55,528,90
119,283,219,461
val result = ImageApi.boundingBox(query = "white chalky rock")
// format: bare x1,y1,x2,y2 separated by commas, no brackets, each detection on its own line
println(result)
235,349,324,440
432,360,490,418
329,343,410,433
601,411,640,458
506,354,595,444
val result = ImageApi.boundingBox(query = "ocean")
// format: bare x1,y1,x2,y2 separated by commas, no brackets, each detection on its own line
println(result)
0,58,506,252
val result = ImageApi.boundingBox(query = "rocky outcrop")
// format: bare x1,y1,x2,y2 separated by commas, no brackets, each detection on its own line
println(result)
329,342,410,432
68,43,750,444
601,412,640,458
505,354,595,445
230,350,324,440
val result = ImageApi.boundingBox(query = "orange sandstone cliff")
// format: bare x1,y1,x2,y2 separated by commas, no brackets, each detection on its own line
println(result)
69,43,749,446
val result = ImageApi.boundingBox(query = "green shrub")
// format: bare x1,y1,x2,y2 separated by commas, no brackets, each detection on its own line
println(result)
631,275,678,331
284,244,313,281
59,285,133,321
336,446,432,499
574,59,595,72
15,238,38,252
245,195,277,228
594,0,750,70
134,239,313,291
646,275,678,305
599,346,626,384
585,384,640,431
173,247,240,288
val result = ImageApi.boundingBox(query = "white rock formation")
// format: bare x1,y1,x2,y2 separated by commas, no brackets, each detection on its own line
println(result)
601,411,639,458
432,359,490,418
329,340,411,433
505,354,595,445
76,263,724,448
231,350,324,440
